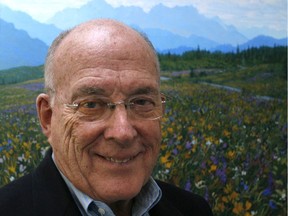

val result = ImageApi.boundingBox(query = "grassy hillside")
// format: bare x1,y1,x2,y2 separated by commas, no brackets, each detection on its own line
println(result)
190,64,286,99
0,65,44,85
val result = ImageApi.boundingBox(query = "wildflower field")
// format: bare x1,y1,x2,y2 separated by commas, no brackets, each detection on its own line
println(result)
0,77,287,215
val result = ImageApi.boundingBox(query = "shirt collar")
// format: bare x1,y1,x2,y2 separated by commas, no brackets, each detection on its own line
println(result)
52,153,162,216
132,178,162,215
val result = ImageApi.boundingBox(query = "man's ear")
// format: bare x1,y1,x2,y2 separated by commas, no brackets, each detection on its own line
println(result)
36,93,52,138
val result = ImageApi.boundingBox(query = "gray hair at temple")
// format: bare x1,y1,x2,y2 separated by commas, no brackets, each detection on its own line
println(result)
44,20,160,102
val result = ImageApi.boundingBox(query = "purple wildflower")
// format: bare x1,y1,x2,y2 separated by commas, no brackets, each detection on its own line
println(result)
262,188,272,196
184,180,191,192
210,155,218,165
216,168,227,184
172,148,178,155
200,161,206,169
204,187,209,201
269,200,277,209
185,141,192,150
240,181,249,191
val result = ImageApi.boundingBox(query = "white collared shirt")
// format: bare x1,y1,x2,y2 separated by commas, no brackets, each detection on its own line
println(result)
52,154,162,216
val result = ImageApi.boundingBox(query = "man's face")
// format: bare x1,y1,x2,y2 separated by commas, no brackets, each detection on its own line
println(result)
47,28,162,204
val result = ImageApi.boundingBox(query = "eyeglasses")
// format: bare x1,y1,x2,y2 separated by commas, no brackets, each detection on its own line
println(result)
65,94,166,121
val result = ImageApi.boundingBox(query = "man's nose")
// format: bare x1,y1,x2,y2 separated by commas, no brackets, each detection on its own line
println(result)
103,105,137,146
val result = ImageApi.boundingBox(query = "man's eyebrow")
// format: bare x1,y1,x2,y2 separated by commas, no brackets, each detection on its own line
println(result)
129,87,160,96
71,87,105,100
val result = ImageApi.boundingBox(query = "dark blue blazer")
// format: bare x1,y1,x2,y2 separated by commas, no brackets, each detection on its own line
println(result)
0,150,213,216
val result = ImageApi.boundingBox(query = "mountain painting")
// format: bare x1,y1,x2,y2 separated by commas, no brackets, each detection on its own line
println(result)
0,1,287,215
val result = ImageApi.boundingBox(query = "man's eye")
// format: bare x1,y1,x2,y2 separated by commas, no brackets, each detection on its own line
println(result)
81,100,106,109
132,98,155,107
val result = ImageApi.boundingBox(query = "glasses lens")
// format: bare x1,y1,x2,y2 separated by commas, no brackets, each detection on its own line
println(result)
129,95,165,120
77,99,107,118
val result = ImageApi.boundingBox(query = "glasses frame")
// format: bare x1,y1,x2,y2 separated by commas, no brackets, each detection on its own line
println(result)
65,93,166,121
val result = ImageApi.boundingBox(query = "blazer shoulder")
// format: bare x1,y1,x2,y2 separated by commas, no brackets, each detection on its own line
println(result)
155,180,213,216
0,173,34,215
0,149,81,216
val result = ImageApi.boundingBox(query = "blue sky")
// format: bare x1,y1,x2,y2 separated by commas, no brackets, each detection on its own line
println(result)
1,0,287,38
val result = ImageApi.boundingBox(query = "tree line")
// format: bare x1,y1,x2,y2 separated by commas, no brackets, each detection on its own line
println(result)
159,46,287,77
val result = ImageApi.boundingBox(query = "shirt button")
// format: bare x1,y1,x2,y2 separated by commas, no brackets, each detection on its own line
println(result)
98,208,105,215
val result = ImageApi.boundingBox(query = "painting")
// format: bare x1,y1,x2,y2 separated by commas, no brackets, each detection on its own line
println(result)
0,1,287,215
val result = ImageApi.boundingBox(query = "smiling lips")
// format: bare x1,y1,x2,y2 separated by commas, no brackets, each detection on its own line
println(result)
98,152,141,164
104,156,134,164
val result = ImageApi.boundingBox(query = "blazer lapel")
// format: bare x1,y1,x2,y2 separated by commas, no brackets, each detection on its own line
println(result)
149,196,184,216
32,149,82,216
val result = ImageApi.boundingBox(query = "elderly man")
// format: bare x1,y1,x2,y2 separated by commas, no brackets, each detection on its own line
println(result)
0,19,213,216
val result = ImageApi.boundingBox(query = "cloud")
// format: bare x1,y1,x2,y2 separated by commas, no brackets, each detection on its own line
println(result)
190,0,287,37
1,0,91,22
107,0,286,31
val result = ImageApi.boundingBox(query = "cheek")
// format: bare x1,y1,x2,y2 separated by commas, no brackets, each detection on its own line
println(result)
49,110,81,153
72,122,105,147
141,120,162,141
136,122,162,183
139,121,162,155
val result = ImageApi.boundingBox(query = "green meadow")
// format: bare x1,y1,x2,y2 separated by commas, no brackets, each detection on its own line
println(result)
0,47,287,215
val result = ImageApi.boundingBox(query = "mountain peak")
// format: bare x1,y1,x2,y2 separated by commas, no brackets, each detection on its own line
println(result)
48,0,247,45
0,3,61,45
0,19,48,70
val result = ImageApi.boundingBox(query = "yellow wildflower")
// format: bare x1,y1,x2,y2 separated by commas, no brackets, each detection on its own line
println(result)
160,153,172,169
160,144,166,151
177,135,183,141
36,143,41,150
223,129,231,137
230,191,239,200
215,202,225,212
209,164,217,172
245,201,252,210
160,153,170,163
23,141,29,149
233,202,244,214
8,165,16,174
167,127,174,134
227,150,235,159
162,130,167,138
222,196,228,203
224,184,232,194
207,124,213,130
25,151,31,159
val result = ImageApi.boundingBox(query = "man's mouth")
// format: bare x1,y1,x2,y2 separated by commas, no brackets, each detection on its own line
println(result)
104,156,134,164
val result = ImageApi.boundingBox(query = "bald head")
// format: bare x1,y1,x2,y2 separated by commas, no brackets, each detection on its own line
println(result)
44,19,159,95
